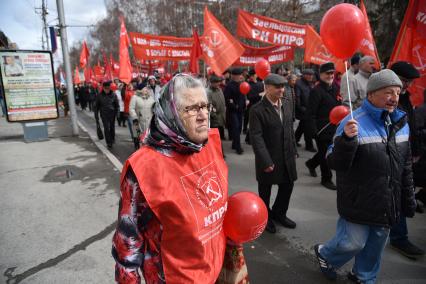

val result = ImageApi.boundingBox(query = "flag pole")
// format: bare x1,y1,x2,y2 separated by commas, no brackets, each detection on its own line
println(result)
344,61,354,120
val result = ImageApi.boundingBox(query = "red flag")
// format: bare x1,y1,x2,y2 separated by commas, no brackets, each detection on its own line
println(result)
119,17,133,84
189,28,202,74
201,8,245,75
389,0,426,106
102,50,113,81
304,25,345,73
84,67,92,83
359,0,380,69
74,67,81,85
79,41,90,69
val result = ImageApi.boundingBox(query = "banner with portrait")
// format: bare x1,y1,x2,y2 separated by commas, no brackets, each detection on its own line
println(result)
0,50,59,122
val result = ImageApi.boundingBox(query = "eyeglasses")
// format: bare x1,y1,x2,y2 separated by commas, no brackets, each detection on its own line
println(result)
182,103,212,116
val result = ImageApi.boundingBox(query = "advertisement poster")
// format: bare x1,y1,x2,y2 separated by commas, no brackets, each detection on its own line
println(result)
0,50,59,122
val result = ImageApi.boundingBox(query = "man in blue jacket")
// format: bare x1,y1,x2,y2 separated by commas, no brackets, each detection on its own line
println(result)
314,69,416,284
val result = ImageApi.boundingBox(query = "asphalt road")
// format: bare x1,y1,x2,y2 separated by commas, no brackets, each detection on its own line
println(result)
78,109,426,284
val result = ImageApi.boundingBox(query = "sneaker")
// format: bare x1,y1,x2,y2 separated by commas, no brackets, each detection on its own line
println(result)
347,269,362,283
390,240,425,260
314,244,337,280
305,161,317,177
321,180,337,190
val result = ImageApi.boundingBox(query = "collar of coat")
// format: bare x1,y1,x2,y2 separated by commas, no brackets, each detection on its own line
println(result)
362,99,406,126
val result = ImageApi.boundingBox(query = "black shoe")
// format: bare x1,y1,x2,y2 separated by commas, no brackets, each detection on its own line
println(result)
390,241,425,259
305,147,317,153
296,141,302,147
314,244,337,280
305,161,317,177
236,148,244,155
321,180,337,190
347,269,362,283
107,144,113,149
265,219,276,234
273,215,296,229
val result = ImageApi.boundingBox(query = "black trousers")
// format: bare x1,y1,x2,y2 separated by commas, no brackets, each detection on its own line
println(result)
258,181,294,219
101,115,116,146
230,112,243,150
306,137,332,182
295,119,313,149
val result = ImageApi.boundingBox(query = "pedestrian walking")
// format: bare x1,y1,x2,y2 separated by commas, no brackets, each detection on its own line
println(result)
295,68,316,152
94,81,119,149
249,74,298,234
305,62,340,190
314,69,416,284
207,75,226,140
129,87,155,149
112,74,248,284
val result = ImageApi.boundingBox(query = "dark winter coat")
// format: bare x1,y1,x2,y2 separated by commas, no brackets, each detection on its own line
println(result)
224,80,246,113
398,91,421,156
94,90,119,121
249,95,297,184
307,81,341,141
294,78,313,120
327,99,416,228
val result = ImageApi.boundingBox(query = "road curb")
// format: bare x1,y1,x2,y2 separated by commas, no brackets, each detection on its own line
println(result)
77,119,123,172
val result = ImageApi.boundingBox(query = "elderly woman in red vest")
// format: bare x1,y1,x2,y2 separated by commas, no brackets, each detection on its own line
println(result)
112,74,248,284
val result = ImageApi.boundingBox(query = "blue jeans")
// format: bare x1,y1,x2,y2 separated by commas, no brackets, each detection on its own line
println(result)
127,117,134,139
320,217,390,284
389,216,408,245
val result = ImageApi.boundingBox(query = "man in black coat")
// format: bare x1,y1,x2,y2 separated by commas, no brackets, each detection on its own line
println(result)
388,61,425,259
295,68,316,152
305,62,341,190
249,74,298,234
224,67,247,154
95,81,119,149
244,69,264,144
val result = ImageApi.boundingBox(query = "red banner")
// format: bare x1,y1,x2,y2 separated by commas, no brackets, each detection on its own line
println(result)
304,25,345,73
129,32,193,61
389,0,426,106
93,65,105,82
234,43,294,66
359,0,380,69
201,8,245,75
237,9,306,47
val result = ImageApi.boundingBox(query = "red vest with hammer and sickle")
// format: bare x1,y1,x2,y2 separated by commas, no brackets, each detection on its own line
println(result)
122,129,228,283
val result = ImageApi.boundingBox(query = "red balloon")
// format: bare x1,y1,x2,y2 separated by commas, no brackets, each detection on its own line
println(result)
329,105,350,125
239,82,250,95
255,59,271,79
223,191,268,244
111,82,118,91
320,4,366,59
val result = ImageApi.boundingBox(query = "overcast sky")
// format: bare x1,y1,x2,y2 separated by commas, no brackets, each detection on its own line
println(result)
0,0,107,66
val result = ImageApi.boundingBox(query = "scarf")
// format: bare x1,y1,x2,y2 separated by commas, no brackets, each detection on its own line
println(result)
143,74,205,155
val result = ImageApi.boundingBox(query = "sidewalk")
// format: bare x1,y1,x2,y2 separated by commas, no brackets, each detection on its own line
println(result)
0,116,121,283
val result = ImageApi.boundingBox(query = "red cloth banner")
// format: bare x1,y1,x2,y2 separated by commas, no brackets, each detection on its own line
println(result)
119,18,133,84
129,32,193,61
201,7,244,75
93,64,105,82
79,41,90,69
189,28,203,74
74,67,81,85
234,43,294,66
237,9,307,47
304,25,345,73
359,0,380,69
389,0,426,106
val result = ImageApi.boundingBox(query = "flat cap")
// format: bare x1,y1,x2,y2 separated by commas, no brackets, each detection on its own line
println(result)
390,61,420,80
264,73,286,85
302,68,315,75
367,69,402,93
319,62,335,73
231,67,244,75
248,69,256,76
209,74,223,83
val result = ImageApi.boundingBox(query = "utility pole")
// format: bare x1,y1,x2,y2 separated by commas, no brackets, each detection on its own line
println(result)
56,0,79,136
36,0,50,50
